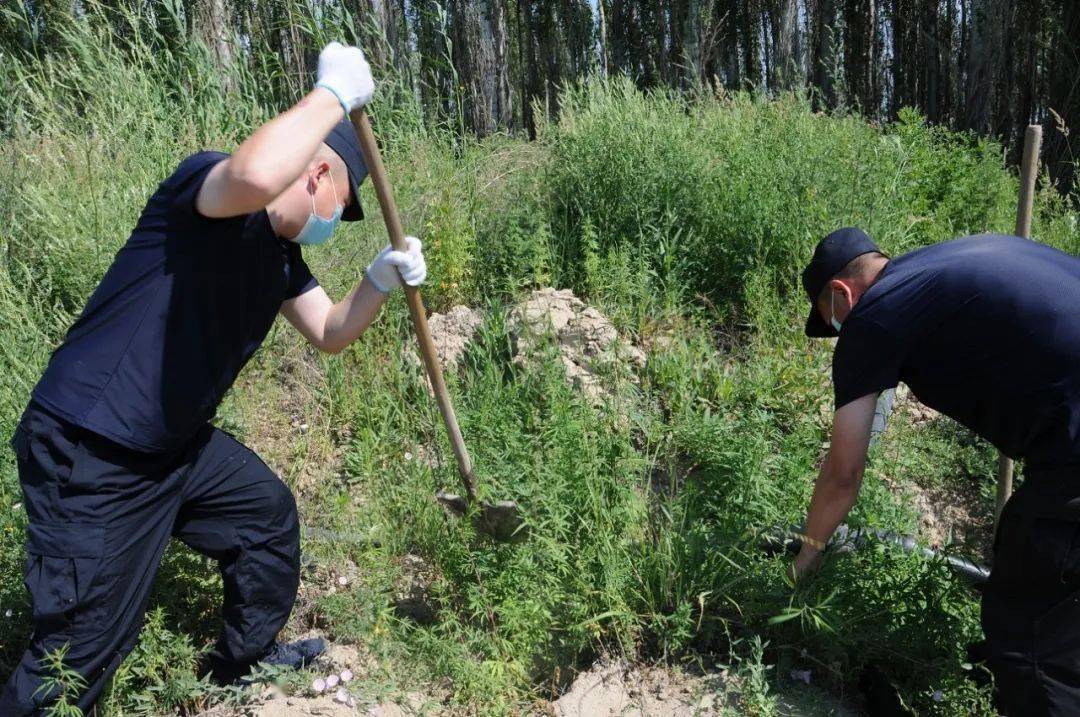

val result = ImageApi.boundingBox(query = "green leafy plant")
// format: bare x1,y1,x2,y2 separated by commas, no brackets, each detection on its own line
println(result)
35,645,87,717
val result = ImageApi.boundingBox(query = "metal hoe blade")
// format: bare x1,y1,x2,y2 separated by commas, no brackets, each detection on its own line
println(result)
437,491,528,543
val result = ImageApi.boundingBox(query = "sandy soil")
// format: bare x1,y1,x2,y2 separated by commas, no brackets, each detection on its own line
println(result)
551,660,726,716
510,288,645,403
420,288,645,403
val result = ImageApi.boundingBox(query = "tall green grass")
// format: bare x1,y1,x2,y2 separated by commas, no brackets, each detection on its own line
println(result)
540,82,1077,312
2,5,1078,716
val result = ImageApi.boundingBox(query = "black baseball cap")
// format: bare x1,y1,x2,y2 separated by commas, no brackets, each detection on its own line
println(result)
322,118,367,221
801,227,882,337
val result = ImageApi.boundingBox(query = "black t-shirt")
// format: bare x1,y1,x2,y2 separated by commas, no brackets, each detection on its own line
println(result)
32,151,319,453
832,234,1080,469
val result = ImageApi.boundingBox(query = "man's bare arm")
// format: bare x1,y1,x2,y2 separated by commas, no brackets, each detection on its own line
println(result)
281,237,427,353
195,43,374,219
280,279,387,355
792,392,878,578
195,89,345,219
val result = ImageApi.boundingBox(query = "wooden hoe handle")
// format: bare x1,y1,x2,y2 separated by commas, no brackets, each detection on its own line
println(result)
994,124,1043,527
350,108,478,503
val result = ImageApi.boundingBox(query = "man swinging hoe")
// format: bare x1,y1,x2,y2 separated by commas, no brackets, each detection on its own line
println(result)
1,43,426,714
795,227,1080,715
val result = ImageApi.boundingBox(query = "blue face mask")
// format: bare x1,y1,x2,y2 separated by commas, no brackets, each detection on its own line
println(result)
295,169,342,246
830,290,844,332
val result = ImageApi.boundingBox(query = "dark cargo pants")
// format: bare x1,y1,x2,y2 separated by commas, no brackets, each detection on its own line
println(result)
0,403,301,716
983,474,1080,716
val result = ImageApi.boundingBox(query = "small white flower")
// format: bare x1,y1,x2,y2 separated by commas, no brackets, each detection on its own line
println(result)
12,502,22,511
312,677,327,693
340,669,353,683
326,674,340,688
404,451,414,461
335,687,349,703
338,576,348,586
4,609,12,619
932,690,944,702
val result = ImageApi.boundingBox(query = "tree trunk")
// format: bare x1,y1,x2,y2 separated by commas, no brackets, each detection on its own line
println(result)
992,0,1016,139
942,0,955,123
965,0,995,131
774,0,799,89
740,0,761,88
451,0,498,136
490,0,513,129
813,0,838,107
1045,0,1080,190
415,2,454,128
1015,0,1038,130
598,0,610,75
521,0,542,137
922,0,940,121
890,0,914,117
368,0,410,79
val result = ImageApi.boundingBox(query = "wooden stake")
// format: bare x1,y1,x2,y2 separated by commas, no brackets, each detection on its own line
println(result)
994,124,1042,526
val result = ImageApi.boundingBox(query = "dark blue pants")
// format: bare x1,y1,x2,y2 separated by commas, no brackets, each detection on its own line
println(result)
983,479,1080,716
0,403,301,716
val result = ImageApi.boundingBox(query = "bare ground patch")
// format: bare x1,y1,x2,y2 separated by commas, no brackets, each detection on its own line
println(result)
231,338,344,497
551,659,863,716
880,471,993,559
551,659,727,716
880,386,994,559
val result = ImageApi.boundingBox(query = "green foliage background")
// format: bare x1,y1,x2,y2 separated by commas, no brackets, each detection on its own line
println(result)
1,3,1078,715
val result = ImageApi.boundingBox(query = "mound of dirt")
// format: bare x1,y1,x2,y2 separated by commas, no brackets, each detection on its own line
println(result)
364,695,434,716
416,305,484,370
510,288,645,402
317,641,369,674
894,384,939,425
419,289,645,403
232,637,446,717
552,660,725,717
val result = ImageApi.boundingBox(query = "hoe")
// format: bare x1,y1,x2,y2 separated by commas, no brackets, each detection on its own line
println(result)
350,107,525,543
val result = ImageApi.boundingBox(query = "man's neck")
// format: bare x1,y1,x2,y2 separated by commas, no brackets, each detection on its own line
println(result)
865,258,890,288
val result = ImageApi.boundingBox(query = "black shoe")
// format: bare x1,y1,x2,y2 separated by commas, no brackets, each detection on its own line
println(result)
257,637,327,670
206,638,329,686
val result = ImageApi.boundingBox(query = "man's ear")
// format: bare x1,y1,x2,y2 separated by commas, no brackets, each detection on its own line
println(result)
305,160,331,194
829,278,854,306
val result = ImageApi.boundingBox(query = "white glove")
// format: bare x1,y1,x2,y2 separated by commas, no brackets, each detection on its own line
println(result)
366,236,427,293
316,42,374,113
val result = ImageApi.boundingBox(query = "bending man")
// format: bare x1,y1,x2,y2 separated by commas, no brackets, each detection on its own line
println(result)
1,43,426,714
794,227,1080,715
